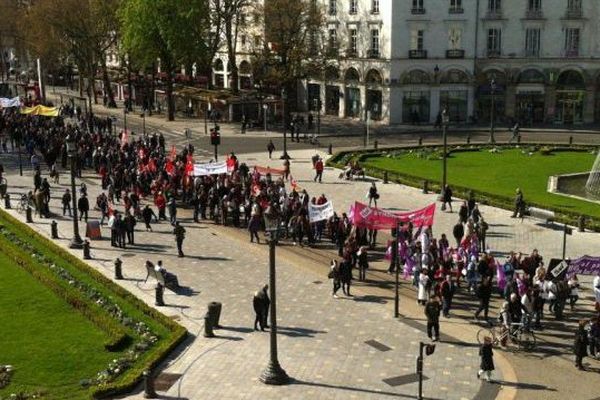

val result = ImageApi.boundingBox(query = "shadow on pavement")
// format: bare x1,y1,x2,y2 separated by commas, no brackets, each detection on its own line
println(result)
493,380,557,391
219,325,255,334
292,379,426,399
278,326,327,338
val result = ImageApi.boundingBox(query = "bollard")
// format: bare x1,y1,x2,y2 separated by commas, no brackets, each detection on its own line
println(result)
83,240,91,259
466,133,471,145
26,206,33,223
51,220,58,239
155,283,165,306
114,257,124,280
517,134,521,144
203,313,215,337
374,140,378,150
208,301,223,329
327,143,332,155
143,370,157,399
569,136,573,145
4,194,10,209
422,180,429,194
578,215,585,232
383,171,389,184
418,137,423,146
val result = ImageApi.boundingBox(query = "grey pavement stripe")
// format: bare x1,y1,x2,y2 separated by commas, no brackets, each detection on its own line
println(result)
365,339,392,352
474,380,501,400
383,373,428,387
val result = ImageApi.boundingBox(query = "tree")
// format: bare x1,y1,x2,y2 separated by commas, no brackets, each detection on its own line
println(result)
251,0,326,105
217,0,250,93
119,0,210,121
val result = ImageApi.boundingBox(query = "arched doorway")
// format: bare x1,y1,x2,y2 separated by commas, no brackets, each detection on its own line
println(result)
440,69,469,122
238,60,252,90
555,70,585,124
516,69,546,124
476,69,506,123
324,66,340,116
365,69,383,120
401,69,431,123
212,59,225,88
344,68,361,118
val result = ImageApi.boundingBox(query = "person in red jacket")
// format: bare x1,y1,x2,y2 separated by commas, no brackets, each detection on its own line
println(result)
154,191,167,221
314,157,324,183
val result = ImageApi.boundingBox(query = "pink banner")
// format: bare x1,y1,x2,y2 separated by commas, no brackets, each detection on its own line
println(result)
349,202,435,230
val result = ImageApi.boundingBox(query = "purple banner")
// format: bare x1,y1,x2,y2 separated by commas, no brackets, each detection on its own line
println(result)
567,256,600,278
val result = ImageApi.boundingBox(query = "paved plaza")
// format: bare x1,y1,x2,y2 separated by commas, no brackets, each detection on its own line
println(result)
1,104,599,399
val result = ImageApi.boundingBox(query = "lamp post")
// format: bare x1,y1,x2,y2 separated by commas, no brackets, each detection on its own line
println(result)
241,95,247,134
280,88,289,159
66,134,83,249
260,208,290,385
441,108,450,191
15,130,23,176
314,97,321,138
490,79,496,144
123,107,128,134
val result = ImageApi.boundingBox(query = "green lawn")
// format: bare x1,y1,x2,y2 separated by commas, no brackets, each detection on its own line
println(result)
0,251,118,400
362,148,600,219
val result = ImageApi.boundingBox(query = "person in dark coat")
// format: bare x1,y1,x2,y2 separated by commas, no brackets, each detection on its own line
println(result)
452,220,464,248
357,247,368,282
441,185,453,212
253,285,270,331
458,201,469,224
142,205,157,232
329,260,342,298
424,295,442,341
77,193,89,222
124,212,136,245
173,221,186,257
574,319,589,370
478,336,495,381
475,276,492,321
339,259,353,296
440,274,456,318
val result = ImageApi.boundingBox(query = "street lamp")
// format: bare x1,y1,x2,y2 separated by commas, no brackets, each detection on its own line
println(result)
490,78,497,144
260,207,290,385
66,134,83,249
123,107,128,134
280,88,289,159
441,108,450,192
15,130,23,176
241,95,247,134
314,97,321,138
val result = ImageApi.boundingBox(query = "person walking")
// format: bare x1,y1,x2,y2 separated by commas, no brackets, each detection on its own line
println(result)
424,295,442,342
508,122,520,143
124,212,136,245
267,140,275,159
283,158,290,181
339,259,352,296
452,219,464,248
357,246,368,282
475,276,492,321
329,260,342,298
440,274,456,318
512,188,525,218
441,184,453,212
253,285,270,331
478,336,495,382
417,267,430,305
314,157,324,183
368,183,379,207
173,221,186,257
77,193,89,222
61,189,72,216
142,205,157,232
574,319,589,370
168,197,177,225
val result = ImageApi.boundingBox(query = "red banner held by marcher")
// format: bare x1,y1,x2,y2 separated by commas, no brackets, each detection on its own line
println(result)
253,166,285,176
349,202,436,230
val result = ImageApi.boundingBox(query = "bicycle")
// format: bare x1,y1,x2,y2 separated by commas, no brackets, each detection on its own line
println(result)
477,319,537,351
15,194,32,214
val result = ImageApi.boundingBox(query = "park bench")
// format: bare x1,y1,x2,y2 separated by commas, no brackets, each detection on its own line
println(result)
144,262,180,292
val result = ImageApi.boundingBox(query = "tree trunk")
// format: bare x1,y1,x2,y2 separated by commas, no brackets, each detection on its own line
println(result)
100,54,116,108
165,68,175,121
226,19,239,93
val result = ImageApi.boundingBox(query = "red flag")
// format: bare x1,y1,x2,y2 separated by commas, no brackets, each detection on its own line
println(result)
185,160,194,176
165,159,174,176
168,145,177,161
121,130,128,149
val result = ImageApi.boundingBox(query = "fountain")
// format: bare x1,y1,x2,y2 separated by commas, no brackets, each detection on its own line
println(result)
586,151,600,200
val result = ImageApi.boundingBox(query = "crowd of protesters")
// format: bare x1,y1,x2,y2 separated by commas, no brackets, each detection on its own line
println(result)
1,104,600,372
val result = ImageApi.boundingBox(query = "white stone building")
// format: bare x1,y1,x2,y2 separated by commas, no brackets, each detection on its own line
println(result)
216,0,600,125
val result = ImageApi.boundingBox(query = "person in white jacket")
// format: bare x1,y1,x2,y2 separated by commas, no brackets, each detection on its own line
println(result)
593,274,600,309
417,268,430,305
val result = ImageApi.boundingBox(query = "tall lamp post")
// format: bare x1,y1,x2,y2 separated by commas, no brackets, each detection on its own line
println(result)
260,208,290,385
123,107,128,134
441,108,450,191
314,97,321,138
490,79,496,144
280,88,289,159
66,134,83,249
15,130,23,176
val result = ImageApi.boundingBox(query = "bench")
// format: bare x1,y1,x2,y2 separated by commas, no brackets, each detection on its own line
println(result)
144,262,179,291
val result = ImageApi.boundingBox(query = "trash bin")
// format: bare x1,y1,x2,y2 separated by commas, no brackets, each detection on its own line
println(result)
207,301,222,329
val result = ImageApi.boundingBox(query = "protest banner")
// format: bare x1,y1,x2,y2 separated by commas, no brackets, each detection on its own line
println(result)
349,202,436,230
566,256,600,278
0,97,20,108
193,161,228,176
308,201,334,223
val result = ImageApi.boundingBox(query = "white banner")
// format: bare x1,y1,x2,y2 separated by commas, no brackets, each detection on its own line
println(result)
193,161,228,176
0,97,21,108
308,201,334,223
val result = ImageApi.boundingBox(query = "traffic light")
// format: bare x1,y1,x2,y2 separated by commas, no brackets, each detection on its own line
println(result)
210,128,220,146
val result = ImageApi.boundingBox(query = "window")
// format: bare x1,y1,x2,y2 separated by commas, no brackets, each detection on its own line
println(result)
448,28,462,49
528,0,541,11
411,30,424,50
568,0,581,10
525,28,540,56
488,0,501,12
412,0,425,13
328,29,337,50
349,28,358,55
370,29,380,57
371,0,379,14
450,0,463,13
349,0,357,14
487,28,502,56
328,0,336,15
241,34,247,47
564,28,580,56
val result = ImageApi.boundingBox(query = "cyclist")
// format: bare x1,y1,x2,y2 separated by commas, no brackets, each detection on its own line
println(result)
499,302,511,347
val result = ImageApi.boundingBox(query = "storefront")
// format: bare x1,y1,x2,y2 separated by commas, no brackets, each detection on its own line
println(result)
325,85,340,115
516,91,545,125
554,70,585,125
365,69,383,120
440,90,468,122
475,70,506,124
402,91,430,123
307,83,321,111
344,68,361,118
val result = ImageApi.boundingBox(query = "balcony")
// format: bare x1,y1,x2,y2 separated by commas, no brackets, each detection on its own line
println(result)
345,48,358,58
563,8,583,19
446,49,465,59
484,10,503,19
487,49,501,58
409,49,428,59
565,49,580,58
411,7,426,14
449,6,464,14
525,9,544,19
367,49,380,59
